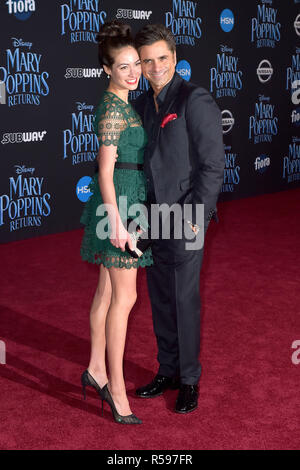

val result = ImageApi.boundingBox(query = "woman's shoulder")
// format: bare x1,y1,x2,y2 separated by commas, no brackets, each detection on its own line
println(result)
95,91,127,120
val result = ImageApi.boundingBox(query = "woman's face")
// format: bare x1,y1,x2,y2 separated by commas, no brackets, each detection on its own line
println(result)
104,46,141,91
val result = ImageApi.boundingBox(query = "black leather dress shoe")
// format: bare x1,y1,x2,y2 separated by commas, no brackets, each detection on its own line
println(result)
175,384,199,414
136,374,180,398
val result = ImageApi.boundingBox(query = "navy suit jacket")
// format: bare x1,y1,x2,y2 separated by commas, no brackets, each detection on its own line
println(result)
133,73,225,231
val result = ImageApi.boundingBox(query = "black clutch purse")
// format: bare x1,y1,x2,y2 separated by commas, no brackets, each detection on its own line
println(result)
124,218,152,258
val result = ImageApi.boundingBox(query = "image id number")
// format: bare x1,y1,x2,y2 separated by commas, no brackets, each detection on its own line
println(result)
151,455,192,465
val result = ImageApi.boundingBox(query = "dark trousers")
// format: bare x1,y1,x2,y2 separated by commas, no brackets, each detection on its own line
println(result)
146,233,204,385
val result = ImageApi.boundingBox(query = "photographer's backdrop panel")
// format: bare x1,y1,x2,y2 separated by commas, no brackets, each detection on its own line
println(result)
0,0,299,243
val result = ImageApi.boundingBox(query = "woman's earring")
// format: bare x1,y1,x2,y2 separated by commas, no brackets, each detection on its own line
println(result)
107,74,110,79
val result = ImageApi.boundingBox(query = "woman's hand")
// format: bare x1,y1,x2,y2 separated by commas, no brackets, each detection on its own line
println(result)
110,222,134,252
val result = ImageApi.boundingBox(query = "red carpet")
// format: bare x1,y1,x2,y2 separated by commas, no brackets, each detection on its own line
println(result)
1,189,300,450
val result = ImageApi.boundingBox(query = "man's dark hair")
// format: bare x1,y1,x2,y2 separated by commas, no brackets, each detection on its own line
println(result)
135,24,176,53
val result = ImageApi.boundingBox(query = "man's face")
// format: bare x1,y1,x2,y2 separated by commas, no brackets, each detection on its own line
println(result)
139,40,176,91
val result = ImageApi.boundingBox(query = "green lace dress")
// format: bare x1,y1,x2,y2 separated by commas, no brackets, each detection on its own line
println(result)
80,91,153,269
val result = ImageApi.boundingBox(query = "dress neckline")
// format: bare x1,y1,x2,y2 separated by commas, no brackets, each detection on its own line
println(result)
104,90,129,105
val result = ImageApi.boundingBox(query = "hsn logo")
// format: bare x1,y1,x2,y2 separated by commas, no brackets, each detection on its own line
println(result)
76,176,93,202
220,9,234,33
176,60,191,82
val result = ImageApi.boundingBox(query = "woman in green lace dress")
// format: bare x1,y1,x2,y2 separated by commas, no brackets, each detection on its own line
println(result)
80,22,152,424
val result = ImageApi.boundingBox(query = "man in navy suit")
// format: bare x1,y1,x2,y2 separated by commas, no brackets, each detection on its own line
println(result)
133,24,225,413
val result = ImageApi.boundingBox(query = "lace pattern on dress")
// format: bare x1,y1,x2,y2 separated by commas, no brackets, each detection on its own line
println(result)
81,92,152,269
94,92,143,148
90,250,153,269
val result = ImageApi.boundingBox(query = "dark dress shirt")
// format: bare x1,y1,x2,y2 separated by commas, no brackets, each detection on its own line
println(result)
143,75,176,202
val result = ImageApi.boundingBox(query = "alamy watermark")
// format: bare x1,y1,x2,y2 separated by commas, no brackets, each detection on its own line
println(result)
0,81,6,104
95,198,205,250
291,340,300,365
0,340,6,364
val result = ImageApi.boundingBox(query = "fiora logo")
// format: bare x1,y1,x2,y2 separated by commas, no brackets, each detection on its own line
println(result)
257,60,273,83
6,0,35,21
76,176,93,202
254,155,271,174
176,60,191,81
291,108,300,126
220,9,234,33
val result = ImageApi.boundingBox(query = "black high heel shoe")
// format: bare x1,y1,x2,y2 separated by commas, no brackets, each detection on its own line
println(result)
101,384,142,425
81,369,106,415
81,370,142,424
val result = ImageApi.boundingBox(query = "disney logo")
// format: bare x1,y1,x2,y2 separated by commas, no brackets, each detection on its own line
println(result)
12,38,33,49
224,145,232,151
296,47,300,53
261,0,272,4
76,102,94,111
259,94,270,102
14,165,35,175
292,136,300,142
220,45,233,54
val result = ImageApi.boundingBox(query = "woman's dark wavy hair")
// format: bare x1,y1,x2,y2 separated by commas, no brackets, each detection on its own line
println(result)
96,21,135,67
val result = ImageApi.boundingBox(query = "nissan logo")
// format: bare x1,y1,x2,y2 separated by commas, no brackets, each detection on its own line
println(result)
257,60,273,83
295,14,300,36
221,110,235,134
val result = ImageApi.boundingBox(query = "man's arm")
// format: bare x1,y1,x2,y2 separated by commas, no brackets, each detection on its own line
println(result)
186,87,225,232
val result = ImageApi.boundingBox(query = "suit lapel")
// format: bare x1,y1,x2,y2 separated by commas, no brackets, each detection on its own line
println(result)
144,73,183,126
145,74,183,162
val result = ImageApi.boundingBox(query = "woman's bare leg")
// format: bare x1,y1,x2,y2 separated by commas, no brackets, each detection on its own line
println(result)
106,265,137,416
87,264,112,388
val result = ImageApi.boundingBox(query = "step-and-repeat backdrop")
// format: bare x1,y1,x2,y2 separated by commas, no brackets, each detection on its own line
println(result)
0,0,299,243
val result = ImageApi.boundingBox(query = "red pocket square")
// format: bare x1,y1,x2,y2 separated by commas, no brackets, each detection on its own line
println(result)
160,113,178,128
